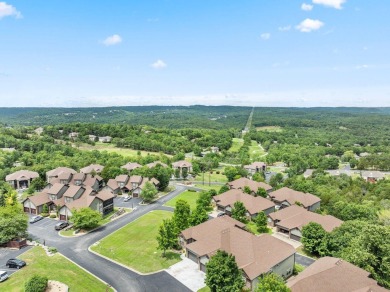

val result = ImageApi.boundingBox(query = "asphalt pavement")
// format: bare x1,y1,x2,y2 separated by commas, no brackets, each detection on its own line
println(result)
0,246,32,276
295,253,316,267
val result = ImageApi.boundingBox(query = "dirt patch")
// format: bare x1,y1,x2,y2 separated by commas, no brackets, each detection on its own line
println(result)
46,280,69,292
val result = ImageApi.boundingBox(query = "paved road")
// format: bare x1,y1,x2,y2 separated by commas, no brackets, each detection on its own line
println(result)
0,246,32,275
295,253,316,267
26,185,191,292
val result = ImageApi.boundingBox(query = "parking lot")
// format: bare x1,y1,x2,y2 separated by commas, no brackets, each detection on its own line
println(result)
114,196,142,208
27,216,60,242
0,246,32,276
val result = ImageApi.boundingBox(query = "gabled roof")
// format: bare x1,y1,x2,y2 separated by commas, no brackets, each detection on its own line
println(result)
129,175,143,184
46,183,68,195
361,171,385,179
182,217,295,281
146,161,168,168
228,177,272,192
270,205,343,232
106,179,119,191
287,257,388,292
58,172,73,181
62,193,97,211
172,160,192,168
115,174,129,183
80,164,104,174
83,174,103,188
121,162,142,171
24,192,51,207
6,170,39,181
213,189,275,215
269,187,320,208
46,167,77,177
72,173,86,181
96,190,115,202
63,185,85,198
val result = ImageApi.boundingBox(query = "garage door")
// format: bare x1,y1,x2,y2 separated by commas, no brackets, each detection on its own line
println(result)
290,234,301,241
31,209,36,214
60,214,67,221
133,192,139,198
24,207,30,213
200,263,206,273
187,250,198,263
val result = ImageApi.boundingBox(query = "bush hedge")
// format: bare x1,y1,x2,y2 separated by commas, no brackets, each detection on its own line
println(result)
25,275,48,292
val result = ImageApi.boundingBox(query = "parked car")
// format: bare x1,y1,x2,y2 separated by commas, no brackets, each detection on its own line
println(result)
55,221,69,230
29,215,43,223
217,212,226,217
0,270,9,282
6,258,26,269
124,196,131,202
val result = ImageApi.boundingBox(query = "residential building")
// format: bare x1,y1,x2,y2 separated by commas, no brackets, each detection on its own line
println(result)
180,216,296,291
121,162,142,172
6,170,40,189
244,162,267,174
361,171,385,183
34,127,44,135
88,135,97,142
172,160,192,177
287,257,388,292
98,136,112,143
228,177,272,193
269,205,343,241
146,161,168,168
213,189,275,218
210,146,219,153
46,167,77,183
80,164,104,174
268,187,321,211
104,175,159,197
68,132,79,139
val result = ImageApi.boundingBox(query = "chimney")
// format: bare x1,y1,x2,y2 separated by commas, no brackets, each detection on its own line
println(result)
221,228,231,252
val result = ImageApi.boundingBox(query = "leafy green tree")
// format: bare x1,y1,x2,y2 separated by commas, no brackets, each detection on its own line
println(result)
332,201,377,221
174,168,180,178
301,222,328,256
231,201,247,223
0,205,28,244
25,275,48,292
256,273,290,292
27,177,46,194
252,172,265,182
190,205,209,226
256,187,268,198
205,250,245,292
196,191,212,211
224,166,247,182
71,208,101,230
218,185,230,194
255,211,268,233
182,167,188,179
0,193,5,207
140,181,158,203
270,173,284,188
157,219,178,256
42,204,49,214
173,200,191,231
243,185,252,194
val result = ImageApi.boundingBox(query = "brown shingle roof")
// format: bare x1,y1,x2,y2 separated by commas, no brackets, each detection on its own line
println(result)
80,164,104,174
121,162,142,171
46,167,77,177
287,257,388,292
96,190,115,201
57,172,73,181
63,193,97,211
24,192,51,207
269,187,320,208
271,205,343,232
172,160,192,168
72,173,86,181
106,179,119,191
115,175,129,183
228,177,272,192
129,175,143,184
6,170,39,181
63,185,84,198
183,217,295,280
147,161,168,168
213,189,275,215
46,183,68,195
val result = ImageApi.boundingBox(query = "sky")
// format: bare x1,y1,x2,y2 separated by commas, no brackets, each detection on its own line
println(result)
0,0,389,107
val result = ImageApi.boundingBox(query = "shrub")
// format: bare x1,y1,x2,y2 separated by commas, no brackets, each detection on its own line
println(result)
216,171,220,174
40,213,49,217
48,247,57,253
49,214,57,218
25,275,48,292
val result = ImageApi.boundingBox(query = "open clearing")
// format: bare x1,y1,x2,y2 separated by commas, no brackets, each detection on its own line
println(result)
228,138,244,152
0,247,110,292
248,140,266,160
256,126,283,132
165,190,201,210
78,142,172,157
90,210,181,273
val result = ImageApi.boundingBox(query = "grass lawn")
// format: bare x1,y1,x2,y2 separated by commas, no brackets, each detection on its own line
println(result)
91,210,181,273
198,286,211,292
296,246,319,259
78,142,172,158
165,190,201,210
246,221,272,235
194,171,228,183
248,140,266,160
0,247,111,292
193,184,222,192
228,138,244,152
256,126,283,132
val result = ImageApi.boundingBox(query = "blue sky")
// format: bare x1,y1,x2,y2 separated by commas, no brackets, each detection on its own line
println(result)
0,0,389,107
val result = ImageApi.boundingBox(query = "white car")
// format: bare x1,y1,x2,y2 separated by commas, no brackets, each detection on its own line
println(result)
124,196,131,202
0,270,9,282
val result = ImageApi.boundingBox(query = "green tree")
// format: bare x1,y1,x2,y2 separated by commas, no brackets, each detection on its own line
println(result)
218,185,230,194
27,177,46,194
256,273,290,292
301,222,328,256
174,168,180,178
173,199,191,231
243,185,252,194
157,219,178,256
205,250,245,292
231,201,247,223
190,205,209,226
252,172,265,182
140,181,158,203
256,187,268,198
42,204,49,214
196,191,212,211
182,167,188,179
0,205,28,244
70,208,101,230
255,211,268,233
25,275,48,292
270,173,284,188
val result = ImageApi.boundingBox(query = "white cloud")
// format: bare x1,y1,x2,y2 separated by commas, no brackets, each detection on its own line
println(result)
355,64,369,70
278,25,291,32
102,34,122,46
301,3,313,11
296,18,324,32
260,33,271,40
151,59,167,69
0,2,22,19
312,0,346,9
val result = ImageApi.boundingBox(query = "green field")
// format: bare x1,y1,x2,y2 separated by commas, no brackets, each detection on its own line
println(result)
246,221,272,235
78,142,172,157
91,211,181,273
255,126,283,132
248,140,266,161
193,184,222,192
165,190,201,210
194,169,228,183
228,138,244,152
0,247,111,292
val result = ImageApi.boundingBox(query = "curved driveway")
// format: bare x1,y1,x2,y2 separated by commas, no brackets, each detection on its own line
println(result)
28,185,191,292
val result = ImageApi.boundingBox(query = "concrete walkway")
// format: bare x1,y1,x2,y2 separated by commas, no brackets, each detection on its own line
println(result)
271,231,302,249
166,254,206,292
